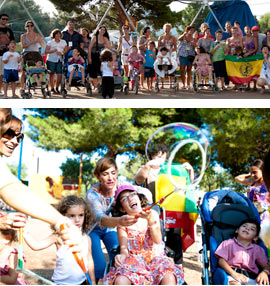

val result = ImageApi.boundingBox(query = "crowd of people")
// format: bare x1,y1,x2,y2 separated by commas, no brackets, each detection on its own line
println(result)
0,14,269,98
2,108,270,285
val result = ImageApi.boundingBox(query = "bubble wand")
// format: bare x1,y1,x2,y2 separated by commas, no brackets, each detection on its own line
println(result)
60,223,92,285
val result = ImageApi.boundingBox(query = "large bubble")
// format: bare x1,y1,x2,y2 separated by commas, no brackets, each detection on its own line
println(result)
145,122,210,191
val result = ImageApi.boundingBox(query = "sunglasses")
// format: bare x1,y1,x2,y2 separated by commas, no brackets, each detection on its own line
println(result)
119,192,137,203
2,129,24,143
1,18,8,21
26,24,34,27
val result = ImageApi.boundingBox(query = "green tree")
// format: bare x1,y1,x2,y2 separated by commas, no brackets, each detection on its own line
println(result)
25,108,203,158
259,13,270,33
1,0,64,41
198,108,270,176
7,162,28,179
60,156,97,189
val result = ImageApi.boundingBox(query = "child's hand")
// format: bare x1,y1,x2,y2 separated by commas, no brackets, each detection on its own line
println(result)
256,271,269,285
231,272,248,283
114,254,127,267
138,209,157,226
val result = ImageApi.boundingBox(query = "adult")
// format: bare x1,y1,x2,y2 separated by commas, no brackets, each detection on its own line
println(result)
135,144,193,266
251,26,266,55
45,29,68,94
62,20,84,58
158,23,177,88
86,157,151,282
243,26,257,57
138,26,153,89
262,28,270,49
226,26,243,55
197,27,214,54
0,109,82,250
178,25,196,89
257,45,270,94
20,20,44,92
0,14,14,95
80,28,91,56
88,26,111,91
197,22,214,41
222,21,232,40
117,24,135,77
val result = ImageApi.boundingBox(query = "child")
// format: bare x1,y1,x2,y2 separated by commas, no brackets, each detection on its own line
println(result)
128,45,145,84
144,41,156,90
235,46,245,59
234,21,243,38
103,185,184,285
100,48,114,99
24,195,96,285
67,48,85,90
0,229,26,285
193,46,213,85
2,40,21,98
257,46,270,94
210,30,228,90
215,219,270,285
111,51,121,77
29,60,46,86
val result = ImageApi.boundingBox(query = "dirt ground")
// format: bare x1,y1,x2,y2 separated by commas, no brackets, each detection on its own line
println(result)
22,218,202,285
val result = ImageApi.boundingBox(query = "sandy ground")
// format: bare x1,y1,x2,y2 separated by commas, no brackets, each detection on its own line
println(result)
0,81,269,100
21,218,202,285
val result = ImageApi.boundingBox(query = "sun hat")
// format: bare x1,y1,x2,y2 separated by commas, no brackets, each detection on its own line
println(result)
251,26,259,31
114,184,137,201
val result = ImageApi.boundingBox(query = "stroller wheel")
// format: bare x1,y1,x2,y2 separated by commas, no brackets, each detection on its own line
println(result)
41,88,46,98
124,86,128,95
193,85,198,93
22,92,32,99
61,89,67,98
47,91,51,98
213,86,219,93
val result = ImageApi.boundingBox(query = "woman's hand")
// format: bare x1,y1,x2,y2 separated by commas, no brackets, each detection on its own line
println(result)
0,212,26,230
114,254,127,267
118,215,138,227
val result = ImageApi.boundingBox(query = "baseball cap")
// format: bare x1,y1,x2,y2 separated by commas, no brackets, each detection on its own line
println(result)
114,184,137,201
251,26,259,31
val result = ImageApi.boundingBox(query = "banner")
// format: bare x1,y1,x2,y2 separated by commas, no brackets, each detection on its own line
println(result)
225,54,264,84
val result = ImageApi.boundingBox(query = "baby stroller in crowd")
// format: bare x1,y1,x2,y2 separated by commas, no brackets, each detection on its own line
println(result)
199,189,268,285
154,51,178,93
61,50,91,98
20,51,51,99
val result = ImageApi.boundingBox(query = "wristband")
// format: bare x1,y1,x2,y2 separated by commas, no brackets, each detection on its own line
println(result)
263,269,270,275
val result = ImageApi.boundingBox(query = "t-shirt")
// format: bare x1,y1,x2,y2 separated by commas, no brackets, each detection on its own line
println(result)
0,157,19,190
62,30,83,50
2,51,20,70
256,33,267,55
0,27,14,56
210,41,227,62
47,39,67,63
144,49,155,68
198,37,214,53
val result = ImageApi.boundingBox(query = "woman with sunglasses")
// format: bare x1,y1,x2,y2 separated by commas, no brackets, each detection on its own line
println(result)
117,25,135,77
0,109,82,252
20,20,44,92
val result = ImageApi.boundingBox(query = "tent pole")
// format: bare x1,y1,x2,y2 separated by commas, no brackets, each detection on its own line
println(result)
190,4,204,26
95,0,115,32
18,0,46,41
0,0,8,10
115,0,136,31
207,3,224,32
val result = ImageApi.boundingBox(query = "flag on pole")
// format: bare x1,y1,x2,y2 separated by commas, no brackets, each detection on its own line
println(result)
155,163,198,251
225,54,264,84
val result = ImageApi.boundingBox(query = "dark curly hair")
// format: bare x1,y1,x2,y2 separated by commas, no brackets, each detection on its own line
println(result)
0,229,18,243
56,195,92,234
148,143,168,160
111,191,148,217
100,49,113,62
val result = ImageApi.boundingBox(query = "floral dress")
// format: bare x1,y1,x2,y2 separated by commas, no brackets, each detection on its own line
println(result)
0,247,27,285
103,226,184,285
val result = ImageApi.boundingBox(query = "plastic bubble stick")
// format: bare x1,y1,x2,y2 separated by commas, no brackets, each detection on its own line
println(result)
60,223,92,285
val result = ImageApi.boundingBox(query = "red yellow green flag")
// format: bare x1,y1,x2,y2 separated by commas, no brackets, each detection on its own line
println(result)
225,54,263,84
155,163,198,251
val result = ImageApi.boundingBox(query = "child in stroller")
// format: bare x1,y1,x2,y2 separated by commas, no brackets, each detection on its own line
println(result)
215,218,270,285
21,51,50,98
67,48,85,90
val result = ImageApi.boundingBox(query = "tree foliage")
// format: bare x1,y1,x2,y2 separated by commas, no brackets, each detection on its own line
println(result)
259,13,270,33
1,0,64,40
7,163,28,180
198,108,270,176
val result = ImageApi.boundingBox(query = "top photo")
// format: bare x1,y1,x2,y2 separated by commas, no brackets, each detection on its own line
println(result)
0,0,269,99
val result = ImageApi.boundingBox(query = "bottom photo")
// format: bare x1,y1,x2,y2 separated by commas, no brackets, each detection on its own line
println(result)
0,107,270,285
